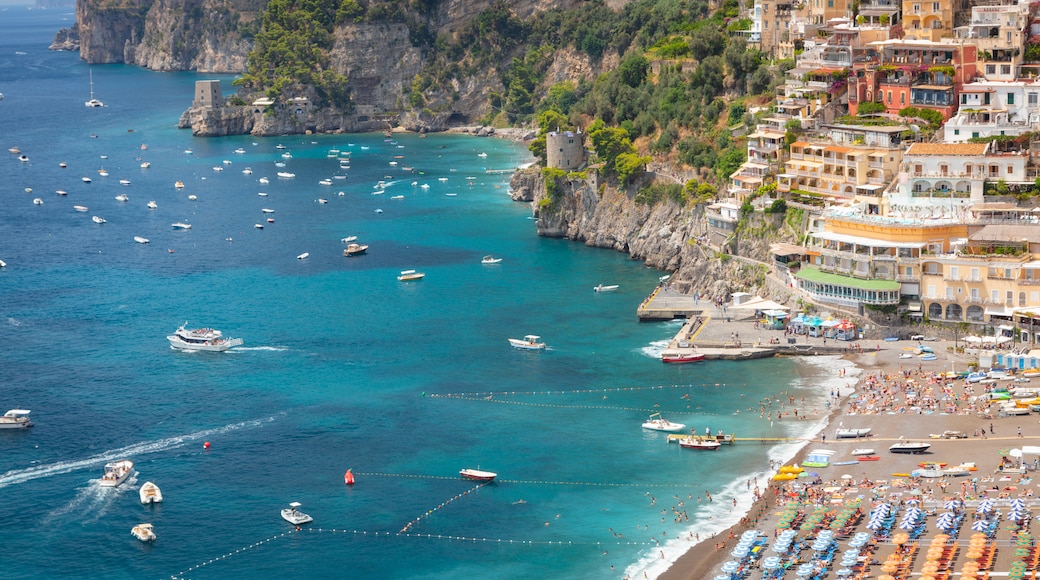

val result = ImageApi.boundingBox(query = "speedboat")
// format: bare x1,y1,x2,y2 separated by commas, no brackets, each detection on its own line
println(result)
174,181,184,189
297,252,309,260
661,351,705,364
131,523,156,542
508,335,545,350
147,201,157,210
835,427,872,439
281,502,313,525
594,284,619,292
343,243,368,256
171,222,191,230
115,194,129,202
81,177,92,183
100,460,134,487
678,437,721,451
889,440,931,454
341,236,357,243
0,409,32,429
33,198,43,205
167,323,244,352
92,216,106,224
140,162,151,169
119,179,131,186
459,468,497,482
642,412,686,432
73,205,88,212
134,236,149,244
398,269,425,281
277,172,295,179
481,255,502,264
139,481,163,504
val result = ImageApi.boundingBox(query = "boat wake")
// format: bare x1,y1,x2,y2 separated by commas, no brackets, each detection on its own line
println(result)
0,417,275,490
639,339,671,359
7,317,24,326
232,346,288,352
43,472,139,524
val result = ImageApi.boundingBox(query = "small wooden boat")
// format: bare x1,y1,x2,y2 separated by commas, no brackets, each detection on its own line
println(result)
131,523,156,542
661,351,705,364
460,468,497,482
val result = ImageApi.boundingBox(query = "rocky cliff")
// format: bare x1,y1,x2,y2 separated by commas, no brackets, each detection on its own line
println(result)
72,0,259,71
510,167,800,304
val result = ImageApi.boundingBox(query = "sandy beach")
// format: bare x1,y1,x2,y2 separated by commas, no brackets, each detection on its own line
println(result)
657,307,1040,580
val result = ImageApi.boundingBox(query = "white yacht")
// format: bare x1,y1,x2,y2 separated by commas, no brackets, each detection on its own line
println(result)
0,409,32,429
167,323,243,352
99,460,134,487
281,502,313,525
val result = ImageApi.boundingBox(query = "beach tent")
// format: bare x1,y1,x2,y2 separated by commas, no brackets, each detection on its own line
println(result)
835,320,858,341
806,317,825,338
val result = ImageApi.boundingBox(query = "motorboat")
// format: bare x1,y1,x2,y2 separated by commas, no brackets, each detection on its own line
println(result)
234,148,246,154
850,448,875,456
594,284,619,292
140,162,151,169
147,201,157,210
171,222,191,230
115,194,129,202
56,189,67,196
167,323,244,352
341,236,357,243
281,502,313,525
678,437,721,451
261,208,275,214
243,168,253,175
131,523,156,542
33,198,43,205
92,216,106,224
343,243,368,256
139,481,163,504
508,335,546,350
297,252,309,260
73,205,89,212
0,409,32,429
18,154,29,162
98,169,109,177
255,224,264,229
317,198,328,204
641,412,686,432
81,177,91,183
100,459,134,487
174,181,184,189
481,255,502,264
835,427,872,439
459,468,497,482
259,177,270,184
319,179,332,186
119,179,131,186
398,269,425,281
661,351,705,364
889,440,931,454
942,466,971,477
911,464,944,478
134,236,149,244
276,172,296,179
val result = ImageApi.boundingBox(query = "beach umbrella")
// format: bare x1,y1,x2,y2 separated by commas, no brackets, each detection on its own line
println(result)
1008,510,1026,521
836,569,853,577
1011,498,1026,509
720,561,738,574
762,556,781,569
899,520,916,530
867,520,884,530
978,499,994,514
945,500,962,510
972,519,990,531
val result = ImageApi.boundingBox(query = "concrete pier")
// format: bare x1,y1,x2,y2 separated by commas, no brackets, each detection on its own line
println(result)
637,287,706,320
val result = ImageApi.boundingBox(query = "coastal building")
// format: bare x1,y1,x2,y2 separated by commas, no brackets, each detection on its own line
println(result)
193,80,223,109
848,39,978,121
777,140,902,202
901,0,965,41
705,202,742,249
545,129,586,171
729,116,789,197
953,0,1029,82
943,80,1040,142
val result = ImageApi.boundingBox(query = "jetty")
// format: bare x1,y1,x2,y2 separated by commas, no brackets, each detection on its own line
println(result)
638,286,705,321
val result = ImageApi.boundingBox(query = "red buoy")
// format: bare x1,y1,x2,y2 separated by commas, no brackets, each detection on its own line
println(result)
204,441,211,449
344,469,355,485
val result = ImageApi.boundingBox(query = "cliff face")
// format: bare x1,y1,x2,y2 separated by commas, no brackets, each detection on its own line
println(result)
510,168,798,303
74,0,258,71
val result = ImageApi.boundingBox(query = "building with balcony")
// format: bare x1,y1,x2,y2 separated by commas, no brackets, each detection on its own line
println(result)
954,0,1029,82
777,140,902,201
753,0,796,55
943,80,1040,142
705,202,742,248
729,117,791,197
902,0,968,41
848,39,978,120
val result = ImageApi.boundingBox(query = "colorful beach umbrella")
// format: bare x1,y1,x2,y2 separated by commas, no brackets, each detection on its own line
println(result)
972,519,989,531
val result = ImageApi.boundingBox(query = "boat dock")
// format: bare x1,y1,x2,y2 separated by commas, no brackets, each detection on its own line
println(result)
637,287,705,321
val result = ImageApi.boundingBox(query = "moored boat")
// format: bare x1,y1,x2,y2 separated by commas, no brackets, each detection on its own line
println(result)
0,409,32,429
398,269,425,281
139,481,163,504
297,252,309,260
459,468,497,482
281,502,313,525
167,323,243,352
100,459,134,487
131,523,156,542
134,236,149,244
850,448,875,456
594,284,619,292
481,255,502,264
343,243,368,256
889,440,931,454
661,351,705,364
835,427,872,439
508,335,546,350
678,436,721,451
641,412,686,432
73,205,88,212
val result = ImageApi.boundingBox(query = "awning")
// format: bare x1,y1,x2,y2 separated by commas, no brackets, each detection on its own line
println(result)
907,302,922,312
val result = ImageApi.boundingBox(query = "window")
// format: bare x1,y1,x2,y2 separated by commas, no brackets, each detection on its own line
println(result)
993,289,1000,303
932,2,939,10
946,287,955,299
1008,165,1014,175
905,266,914,277
927,284,936,297
1031,93,1039,106
913,3,920,11
1002,65,1011,75
971,288,979,301
970,267,979,281
986,65,996,75
901,93,905,105
950,266,959,280
961,94,967,104
828,0,833,7
972,132,980,139
1008,290,1014,305
954,129,960,135
1008,93,1015,105
1021,291,1027,306
887,91,892,104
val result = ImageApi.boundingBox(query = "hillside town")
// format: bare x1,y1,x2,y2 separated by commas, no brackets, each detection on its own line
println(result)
710,0,1040,357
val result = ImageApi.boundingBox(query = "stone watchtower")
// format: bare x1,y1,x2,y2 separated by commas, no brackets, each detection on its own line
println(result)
545,129,585,170
193,80,223,109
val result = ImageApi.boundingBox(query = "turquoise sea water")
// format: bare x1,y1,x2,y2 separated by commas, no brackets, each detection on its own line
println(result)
0,8,846,579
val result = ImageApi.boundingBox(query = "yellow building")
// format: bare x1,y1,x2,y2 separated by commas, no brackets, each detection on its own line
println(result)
901,0,966,41
778,141,902,200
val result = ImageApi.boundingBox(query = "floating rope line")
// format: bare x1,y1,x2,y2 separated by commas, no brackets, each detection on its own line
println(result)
170,528,655,578
428,383,736,400
400,482,484,533
433,396,691,414
355,472,693,487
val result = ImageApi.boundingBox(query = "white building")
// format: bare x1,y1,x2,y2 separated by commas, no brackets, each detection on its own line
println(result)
944,80,1040,142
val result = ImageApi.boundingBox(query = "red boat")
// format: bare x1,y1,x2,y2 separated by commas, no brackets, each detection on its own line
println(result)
856,455,881,461
661,351,705,364
459,468,497,482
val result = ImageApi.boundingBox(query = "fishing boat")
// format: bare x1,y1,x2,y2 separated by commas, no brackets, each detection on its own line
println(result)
343,243,368,256
131,523,156,542
167,323,243,352
481,255,502,264
459,468,497,482
0,409,32,429
100,460,134,487
594,284,619,292
398,269,425,281
641,412,686,432
661,351,705,364
139,481,163,504
281,502,313,525
508,335,546,350
835,427,872,439
678,436,721,451
888,440,931,454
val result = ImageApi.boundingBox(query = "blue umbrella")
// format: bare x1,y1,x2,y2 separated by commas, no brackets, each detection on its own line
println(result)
899,520,916,530
972,519,990,531
721,561,739,574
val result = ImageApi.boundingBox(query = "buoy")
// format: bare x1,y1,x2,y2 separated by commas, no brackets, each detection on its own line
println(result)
345,469,355,485
204,441,211,449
